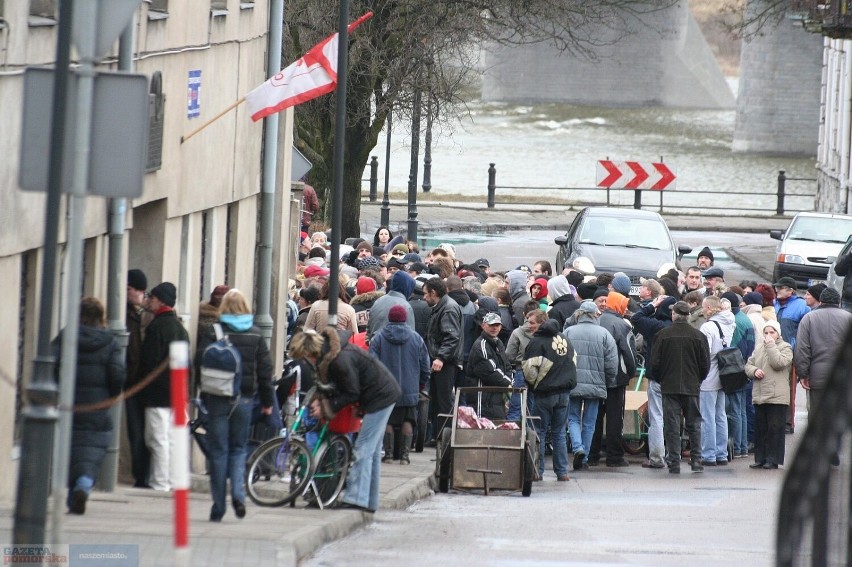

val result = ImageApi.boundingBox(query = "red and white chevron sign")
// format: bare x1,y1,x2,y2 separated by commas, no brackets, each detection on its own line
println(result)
596,160,677,190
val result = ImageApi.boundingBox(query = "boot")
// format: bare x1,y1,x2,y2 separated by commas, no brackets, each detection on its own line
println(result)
400,435,413,465
382,432,394,463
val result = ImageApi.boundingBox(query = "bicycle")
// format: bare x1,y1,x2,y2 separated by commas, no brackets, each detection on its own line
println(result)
245,387,359,509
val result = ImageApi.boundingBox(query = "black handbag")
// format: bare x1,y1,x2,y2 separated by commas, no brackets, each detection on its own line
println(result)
712,321,748,394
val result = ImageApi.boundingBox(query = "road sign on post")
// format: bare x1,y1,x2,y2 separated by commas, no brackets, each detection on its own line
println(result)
596,160,677,190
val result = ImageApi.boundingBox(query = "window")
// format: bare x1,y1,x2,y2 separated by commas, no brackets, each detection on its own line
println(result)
211,0,229,18
146,72,165,173
148,0,168,21
29,0,56,26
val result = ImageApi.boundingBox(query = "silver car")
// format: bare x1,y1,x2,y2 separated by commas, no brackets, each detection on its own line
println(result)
770,211,852,288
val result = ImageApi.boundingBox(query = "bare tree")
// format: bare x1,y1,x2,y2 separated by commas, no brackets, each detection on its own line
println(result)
286,0,678,237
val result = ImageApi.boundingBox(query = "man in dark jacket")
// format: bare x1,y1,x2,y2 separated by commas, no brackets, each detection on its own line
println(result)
423,278,463,439
138,282,189,491
467,312,513,420
290,327,401,512
447,275,477,401
651,301,711,474
408,274,434,343
832,247,852,313
522,319,577,481
125,268,152,488
547,275,580,330
591,292,637,467
370,305,431,464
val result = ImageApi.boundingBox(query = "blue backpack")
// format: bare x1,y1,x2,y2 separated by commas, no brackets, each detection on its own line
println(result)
199,324,242,398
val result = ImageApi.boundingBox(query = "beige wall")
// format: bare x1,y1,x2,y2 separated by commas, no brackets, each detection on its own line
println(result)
0,1,300,503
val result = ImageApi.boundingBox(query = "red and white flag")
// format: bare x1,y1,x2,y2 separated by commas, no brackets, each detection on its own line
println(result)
245,12,373,122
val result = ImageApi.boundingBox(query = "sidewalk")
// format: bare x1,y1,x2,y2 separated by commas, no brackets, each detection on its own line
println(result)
0,452,435,567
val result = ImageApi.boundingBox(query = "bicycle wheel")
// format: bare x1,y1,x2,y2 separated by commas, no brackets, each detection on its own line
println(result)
246,436,313,507
312,434,351,508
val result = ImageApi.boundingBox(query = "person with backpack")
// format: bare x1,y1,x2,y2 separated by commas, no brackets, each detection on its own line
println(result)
195,289,274,522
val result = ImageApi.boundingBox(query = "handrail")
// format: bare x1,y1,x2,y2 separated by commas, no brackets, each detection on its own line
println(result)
776,323,852,566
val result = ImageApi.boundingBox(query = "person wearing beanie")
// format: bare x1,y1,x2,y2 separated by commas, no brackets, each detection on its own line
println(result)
564,299,618,470
355,240,373,259
369,303,430,465
610,272,632,297
357,256,381,272
138,282,189,491
591,291,637,467
795,286,852,461
125,269,152,488
368,271,416,342
697,246,714,269
804,282,827,309
576,282,598,301
303,264,330,279
198,285,232,353
649,298,710,473
391,243,409,258
592,288,610,312
630,293,675,469
745,319,792,469
350,276,385,333
565,270,585,287
720,290,755,459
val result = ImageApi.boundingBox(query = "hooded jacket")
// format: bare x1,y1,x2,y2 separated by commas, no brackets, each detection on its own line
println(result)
369,322,431,407
506,270,532,327
195,313,275,407
699,310,736,392
467,331,513,419
563,316,618,399
367,272,416,341
746,333,793,405
350,289,385,332
316,328,401,414
521,319,577,394
52,325,126,486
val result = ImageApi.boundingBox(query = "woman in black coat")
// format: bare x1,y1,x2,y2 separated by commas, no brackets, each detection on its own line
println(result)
54,297,125,515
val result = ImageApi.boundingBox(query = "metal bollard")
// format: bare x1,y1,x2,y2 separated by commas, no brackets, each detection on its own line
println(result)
487,163,496,208
777,170,786,215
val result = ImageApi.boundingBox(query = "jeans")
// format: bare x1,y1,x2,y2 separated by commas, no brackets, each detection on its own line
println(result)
646,381,665,466
533,392,570,478
506,370,529,421
699,389,728,461
67,475,94,508
753,403,787,466
662,394,701,468
206,395,253,519
745,380,755,444
144,407,173,491
568,396,600,461
343,404,394,512
726,389,748,455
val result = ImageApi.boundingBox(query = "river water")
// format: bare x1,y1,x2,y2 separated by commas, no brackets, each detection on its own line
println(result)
375,81,818,213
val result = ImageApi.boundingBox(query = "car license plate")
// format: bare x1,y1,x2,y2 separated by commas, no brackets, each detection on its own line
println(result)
629,285,641,297
807,279,826,286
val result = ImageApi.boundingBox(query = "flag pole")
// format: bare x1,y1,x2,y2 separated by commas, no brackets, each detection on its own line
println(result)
327,0,350,328
180,97,246,144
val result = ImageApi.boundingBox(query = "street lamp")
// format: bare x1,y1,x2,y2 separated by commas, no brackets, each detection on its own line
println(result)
407,78,422,243
381,107,391,227
422,57,433,193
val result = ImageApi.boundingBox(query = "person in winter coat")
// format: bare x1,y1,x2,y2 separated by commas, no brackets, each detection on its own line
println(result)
138,282,189,491
720,292,755,459
591,292,637,467
630,295,676,468
55,297,125,514
522,318,577,481
745,320,793,469
289,327,401,512
423,278,463,439
304,280,359,333
467,312,514,420
773,276,809,434
125,268,152,488
834,247,852,312
505,309,546,420
506,269,532,327
530,277,549,310
195,289,274,522
698,295,736,466
349,276,385,333
369,305,431,465
650,301,710,474
368,271,416,342
563,301,618,470
547,275,580,329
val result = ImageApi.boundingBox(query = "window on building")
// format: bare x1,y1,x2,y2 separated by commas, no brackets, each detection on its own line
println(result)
146,72,165,173
148,0,168,21
29,0,57,26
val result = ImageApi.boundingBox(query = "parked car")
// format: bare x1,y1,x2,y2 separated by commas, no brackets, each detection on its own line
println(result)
770,211,852,289
827,233,852,304
554,207,691,295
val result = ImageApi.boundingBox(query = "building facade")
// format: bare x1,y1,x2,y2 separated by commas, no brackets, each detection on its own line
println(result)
0,0,297,501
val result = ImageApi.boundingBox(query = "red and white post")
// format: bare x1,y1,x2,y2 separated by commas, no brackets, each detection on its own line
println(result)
170,341,190,566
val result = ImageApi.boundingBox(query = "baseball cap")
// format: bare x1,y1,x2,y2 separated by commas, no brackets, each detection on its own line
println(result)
702,267,724,279
475,258,490,268
483,312,502,325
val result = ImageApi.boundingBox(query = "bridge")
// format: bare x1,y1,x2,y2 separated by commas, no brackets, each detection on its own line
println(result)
481,1,823,156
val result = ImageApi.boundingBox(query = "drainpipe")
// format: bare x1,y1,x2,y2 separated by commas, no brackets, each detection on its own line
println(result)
842,40,852,213
255,0,285,345
99,16,136,493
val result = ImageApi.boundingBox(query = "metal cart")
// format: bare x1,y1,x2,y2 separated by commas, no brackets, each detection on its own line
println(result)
435,387,539,496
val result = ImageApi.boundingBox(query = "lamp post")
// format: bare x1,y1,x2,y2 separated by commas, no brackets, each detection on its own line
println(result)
422,57,433,193
407,81,422,242
381,108,391,227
